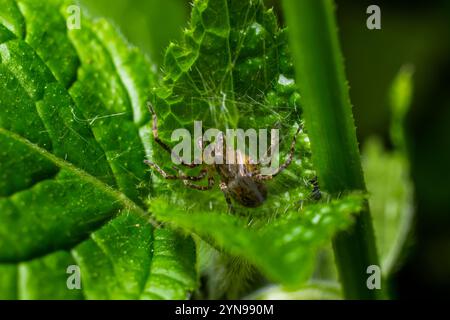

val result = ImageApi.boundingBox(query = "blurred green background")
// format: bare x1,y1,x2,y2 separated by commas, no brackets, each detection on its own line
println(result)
80,0,450,298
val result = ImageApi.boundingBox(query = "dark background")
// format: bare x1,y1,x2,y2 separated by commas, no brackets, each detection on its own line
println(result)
82,0,450,298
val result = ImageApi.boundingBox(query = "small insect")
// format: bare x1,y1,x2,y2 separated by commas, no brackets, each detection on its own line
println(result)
144,102,301,209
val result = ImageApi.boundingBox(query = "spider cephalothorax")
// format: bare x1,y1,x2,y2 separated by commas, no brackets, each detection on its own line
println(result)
144,102,300,209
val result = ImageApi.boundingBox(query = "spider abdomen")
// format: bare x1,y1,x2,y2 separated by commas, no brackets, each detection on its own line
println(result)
227,176,268,208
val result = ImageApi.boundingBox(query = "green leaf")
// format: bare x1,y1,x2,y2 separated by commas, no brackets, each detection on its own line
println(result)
0,0,196,299
245,280,342,300
389,65,414,152
152,0,301,132
148,0,315,216
73,216,196,300
363,66,415,276
80,0,188,66
151,194,365,288
362,139,414,276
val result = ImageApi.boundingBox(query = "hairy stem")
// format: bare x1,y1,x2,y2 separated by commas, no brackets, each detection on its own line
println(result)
282,0,382,299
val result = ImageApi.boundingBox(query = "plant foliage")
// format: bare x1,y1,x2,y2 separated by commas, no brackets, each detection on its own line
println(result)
0,0,414,300
0,0,196,299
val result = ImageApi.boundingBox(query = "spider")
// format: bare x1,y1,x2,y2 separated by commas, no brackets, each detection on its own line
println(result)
144,102,301,209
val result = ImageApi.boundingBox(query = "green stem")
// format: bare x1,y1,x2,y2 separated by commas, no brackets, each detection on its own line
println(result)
282,0,381,299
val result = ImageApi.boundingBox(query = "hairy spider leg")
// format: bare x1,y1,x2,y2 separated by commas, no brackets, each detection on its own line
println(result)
183,175,216,191
256,124,303,171
147,102,199,168
172,166,209,181
255,125,302,181
144,160,207,181
219,181,234,210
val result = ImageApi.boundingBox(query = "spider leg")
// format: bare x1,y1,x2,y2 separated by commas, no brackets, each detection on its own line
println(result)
144,160,207,181
183,175,215,191
255,125,302,181
147,102,199,168
144,160,177,179
172,165,208,181
219,181,234,212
